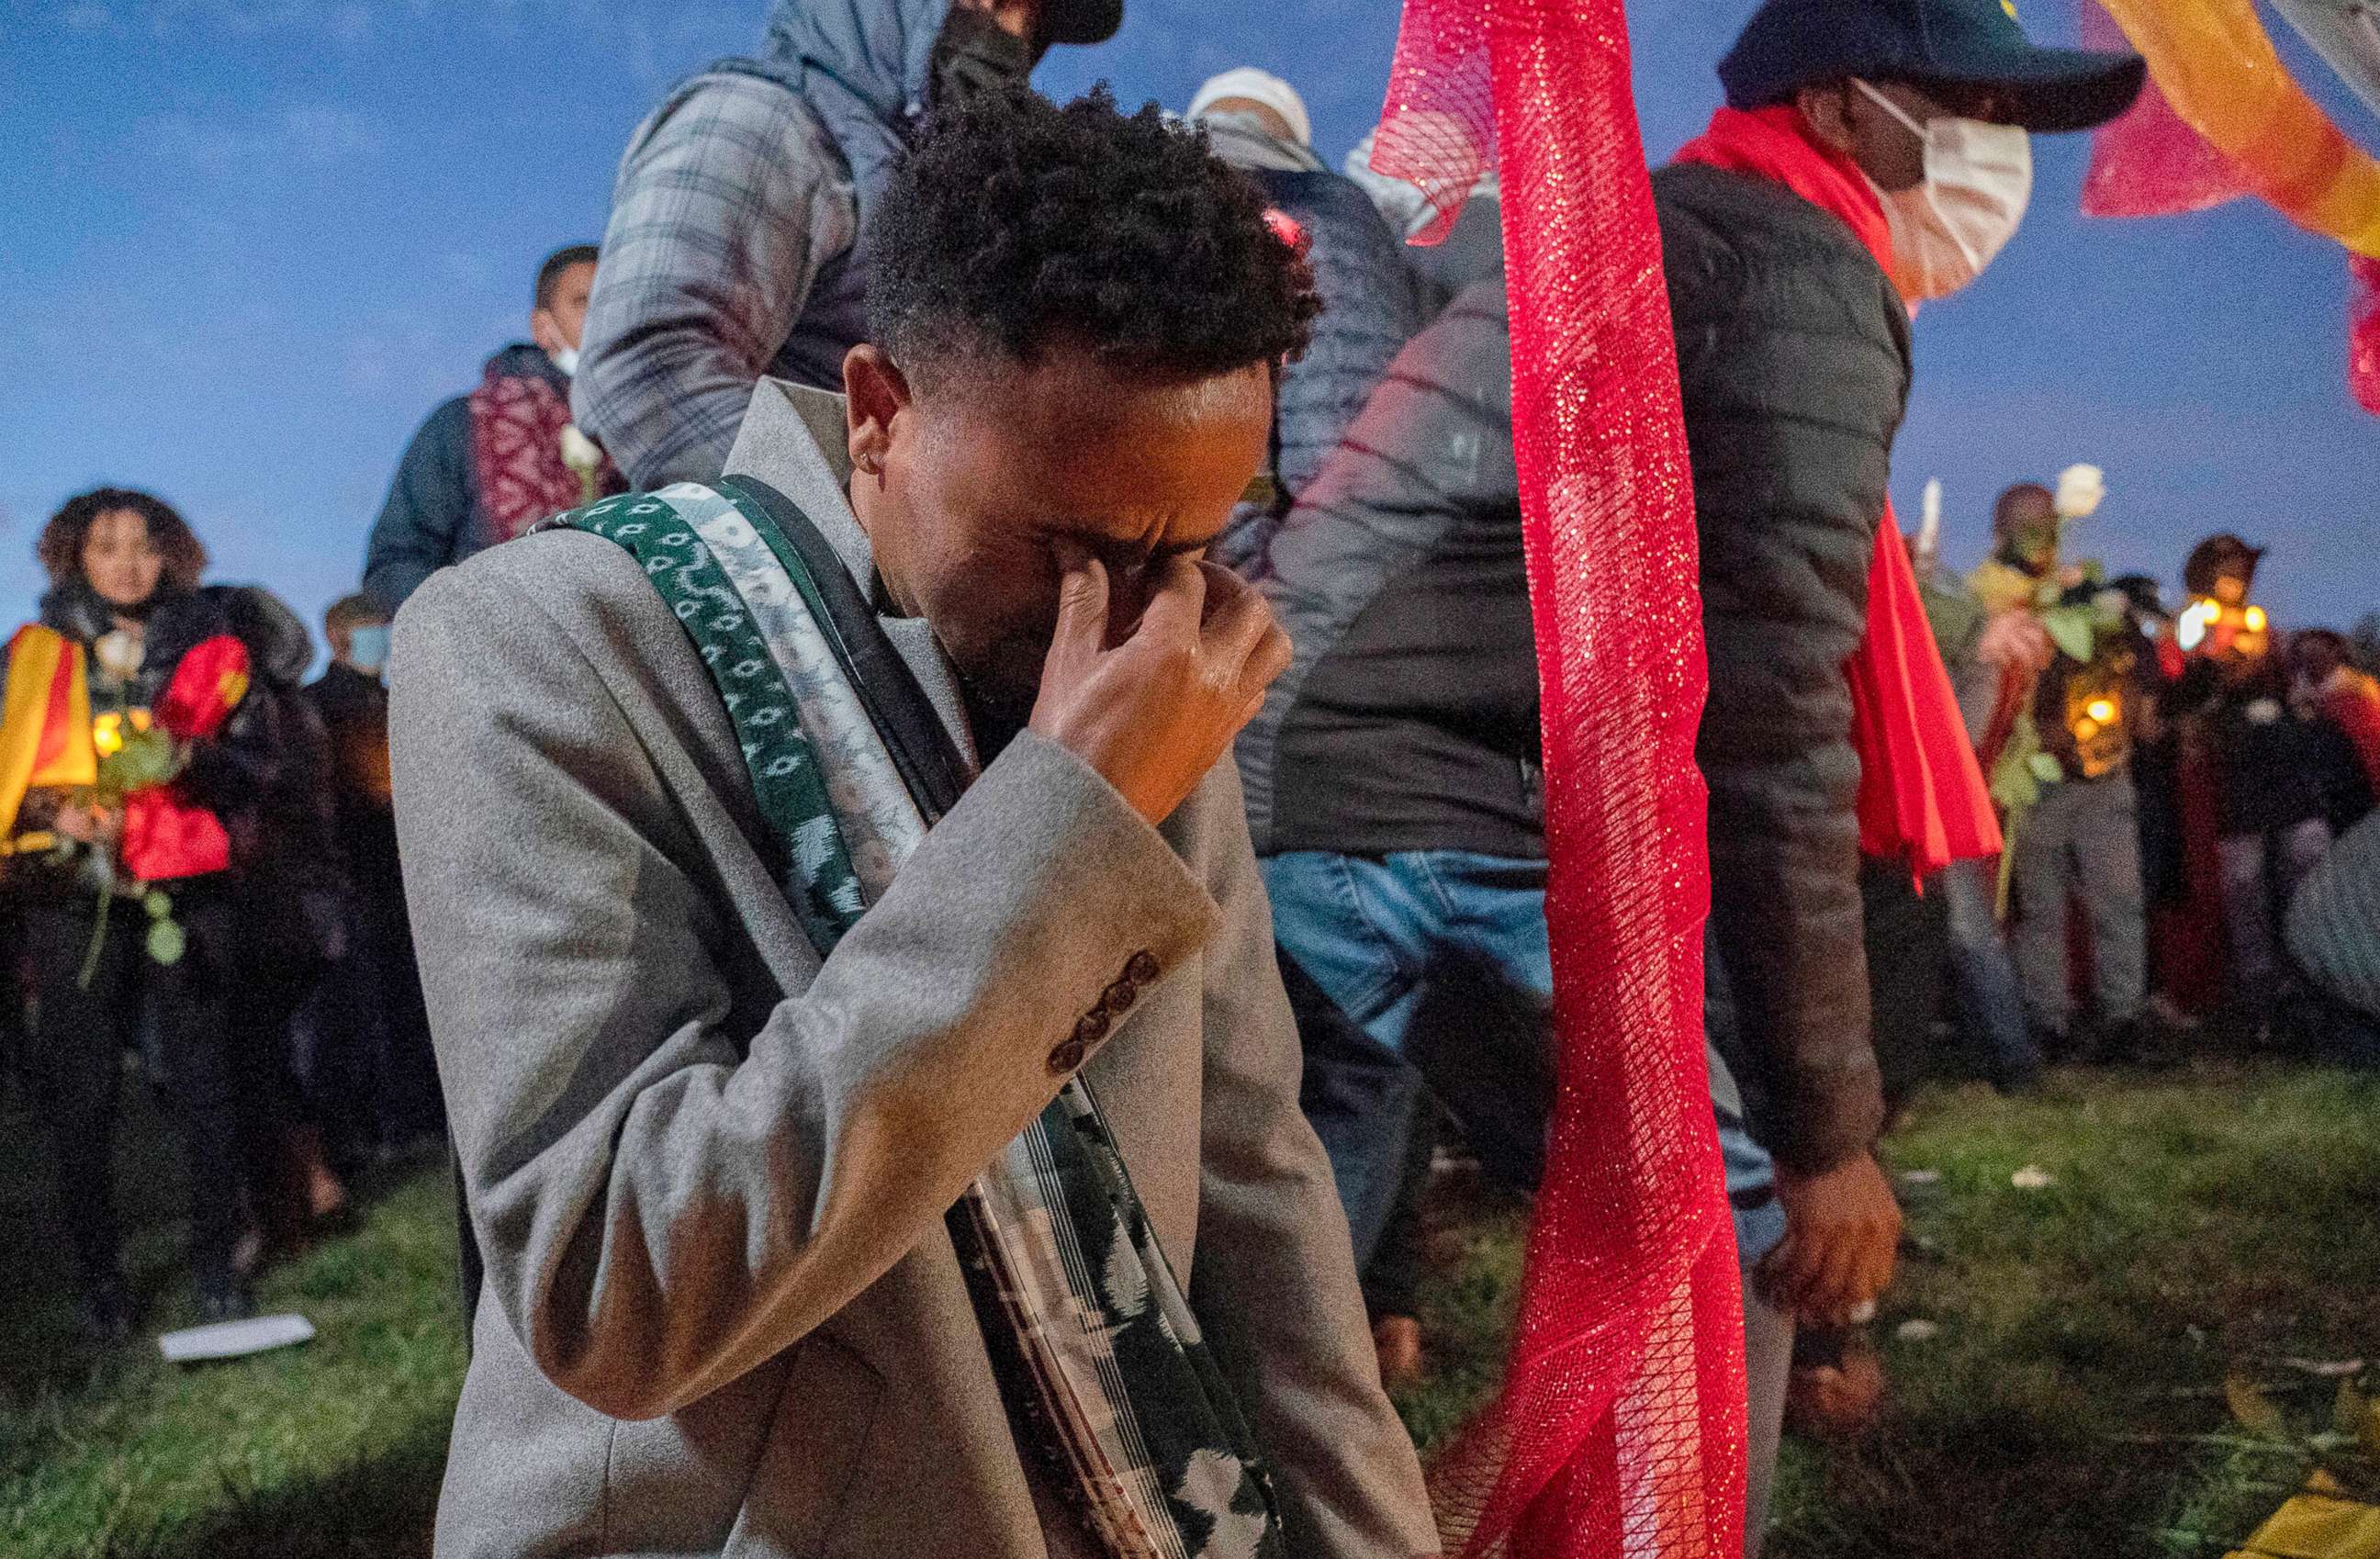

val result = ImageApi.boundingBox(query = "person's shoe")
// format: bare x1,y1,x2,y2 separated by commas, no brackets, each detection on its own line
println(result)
1372,1314,1425,1390
2091,1016,2145,1066
291,1126,352,1225
1785,1334,1887,1439
79,1276,137,1346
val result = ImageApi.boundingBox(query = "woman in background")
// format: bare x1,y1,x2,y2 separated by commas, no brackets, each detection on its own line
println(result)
1,488,306,1335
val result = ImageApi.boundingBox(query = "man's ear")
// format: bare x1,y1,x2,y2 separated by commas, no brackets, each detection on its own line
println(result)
842,344,912,479
1794,84,1858,154
530,307,563,358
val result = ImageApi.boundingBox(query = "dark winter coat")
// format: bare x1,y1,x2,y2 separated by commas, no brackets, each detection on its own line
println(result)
1656,161,1911,1173
362,344,568,612
1237,276,1537,863
1209,157,1438,575
1252,169,1440,506
1244,158,1907,1172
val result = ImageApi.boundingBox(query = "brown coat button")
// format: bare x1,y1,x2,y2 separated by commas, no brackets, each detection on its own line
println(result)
1099,981,1136,1016
1123,950,1160,985
1048,1037,1087,1074
1075,1009,1111,1044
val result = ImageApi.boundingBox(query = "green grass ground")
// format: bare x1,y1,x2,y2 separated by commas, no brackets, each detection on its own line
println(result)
4,1060,2374,1558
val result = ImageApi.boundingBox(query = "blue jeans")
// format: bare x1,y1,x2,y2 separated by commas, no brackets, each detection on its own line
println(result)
1941,854,2040,1086
1263,850,1782,1270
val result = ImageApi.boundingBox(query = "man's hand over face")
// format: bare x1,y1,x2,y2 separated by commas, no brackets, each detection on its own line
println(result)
1758,1151,1903,1327
1028,551,1290,825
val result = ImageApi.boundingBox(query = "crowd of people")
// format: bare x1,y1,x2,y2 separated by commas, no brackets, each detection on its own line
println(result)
5,0,2378,1553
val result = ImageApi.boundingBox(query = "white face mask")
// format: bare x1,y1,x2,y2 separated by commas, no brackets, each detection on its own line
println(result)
550,344,579,377
1853,80,2032,302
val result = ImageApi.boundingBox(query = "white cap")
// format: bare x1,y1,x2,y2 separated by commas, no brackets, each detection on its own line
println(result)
1187,67,1312,149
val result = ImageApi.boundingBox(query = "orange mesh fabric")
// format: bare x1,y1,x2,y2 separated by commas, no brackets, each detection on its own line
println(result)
1375,1,1746,1554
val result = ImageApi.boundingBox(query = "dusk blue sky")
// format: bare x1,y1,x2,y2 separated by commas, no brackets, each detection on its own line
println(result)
4,0,2373,651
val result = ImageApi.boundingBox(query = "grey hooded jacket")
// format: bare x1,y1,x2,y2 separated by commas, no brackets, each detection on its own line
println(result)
571,0,955,490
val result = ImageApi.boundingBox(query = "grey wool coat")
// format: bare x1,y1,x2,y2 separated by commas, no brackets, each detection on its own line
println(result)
388,379,1438,1559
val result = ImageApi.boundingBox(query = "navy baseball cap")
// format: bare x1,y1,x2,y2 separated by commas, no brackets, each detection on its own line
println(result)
1720,0,2147,133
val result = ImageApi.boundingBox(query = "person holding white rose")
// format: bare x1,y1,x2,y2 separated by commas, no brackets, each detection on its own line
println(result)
361,243,623,612
1979,479,2161,1063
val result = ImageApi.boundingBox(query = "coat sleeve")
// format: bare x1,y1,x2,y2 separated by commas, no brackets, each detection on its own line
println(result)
363,397,475,614
389,555,1222,1422
1181,763,1439,1559
1664,187,1902,1174
572,73,856,489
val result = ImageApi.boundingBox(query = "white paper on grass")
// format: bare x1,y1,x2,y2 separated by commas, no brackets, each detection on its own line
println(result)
158,1313,315,1363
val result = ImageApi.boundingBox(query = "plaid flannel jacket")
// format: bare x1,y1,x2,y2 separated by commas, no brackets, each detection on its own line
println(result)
572,70,863,489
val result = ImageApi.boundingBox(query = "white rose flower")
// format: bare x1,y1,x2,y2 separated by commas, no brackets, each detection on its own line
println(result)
2053,464,2105,521
558,424,603,475
93,629,145,681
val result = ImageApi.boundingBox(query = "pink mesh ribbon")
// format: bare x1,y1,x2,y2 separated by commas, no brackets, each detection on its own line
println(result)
1376,2,1745,1554
2078,0,2251,217
2076,0,2380,413
2354,254,2380,413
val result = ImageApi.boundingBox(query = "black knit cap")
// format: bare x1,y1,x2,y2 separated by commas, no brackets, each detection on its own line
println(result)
1719,0,2146,133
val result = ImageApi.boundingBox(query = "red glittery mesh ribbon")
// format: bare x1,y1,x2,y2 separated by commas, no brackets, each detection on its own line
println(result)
1375,1,1746,1554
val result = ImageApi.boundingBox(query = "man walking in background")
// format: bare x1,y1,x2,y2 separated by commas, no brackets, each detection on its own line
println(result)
362,245,616,611
572,0,1123,489
1921,540,2050,1090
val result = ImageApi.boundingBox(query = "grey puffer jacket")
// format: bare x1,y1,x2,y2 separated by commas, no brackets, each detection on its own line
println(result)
1249,170,1439,508
1656,160,1910,1174
1210,153,1436,574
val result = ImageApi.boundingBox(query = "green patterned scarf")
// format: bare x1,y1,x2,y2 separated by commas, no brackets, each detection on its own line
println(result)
556,479,1285,1559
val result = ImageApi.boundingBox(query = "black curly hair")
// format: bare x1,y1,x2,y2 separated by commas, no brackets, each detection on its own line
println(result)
866,85,1318,389
38,487,208,592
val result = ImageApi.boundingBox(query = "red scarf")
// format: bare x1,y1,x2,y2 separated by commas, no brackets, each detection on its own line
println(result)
1677,107,2001,878
467,361,623,543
